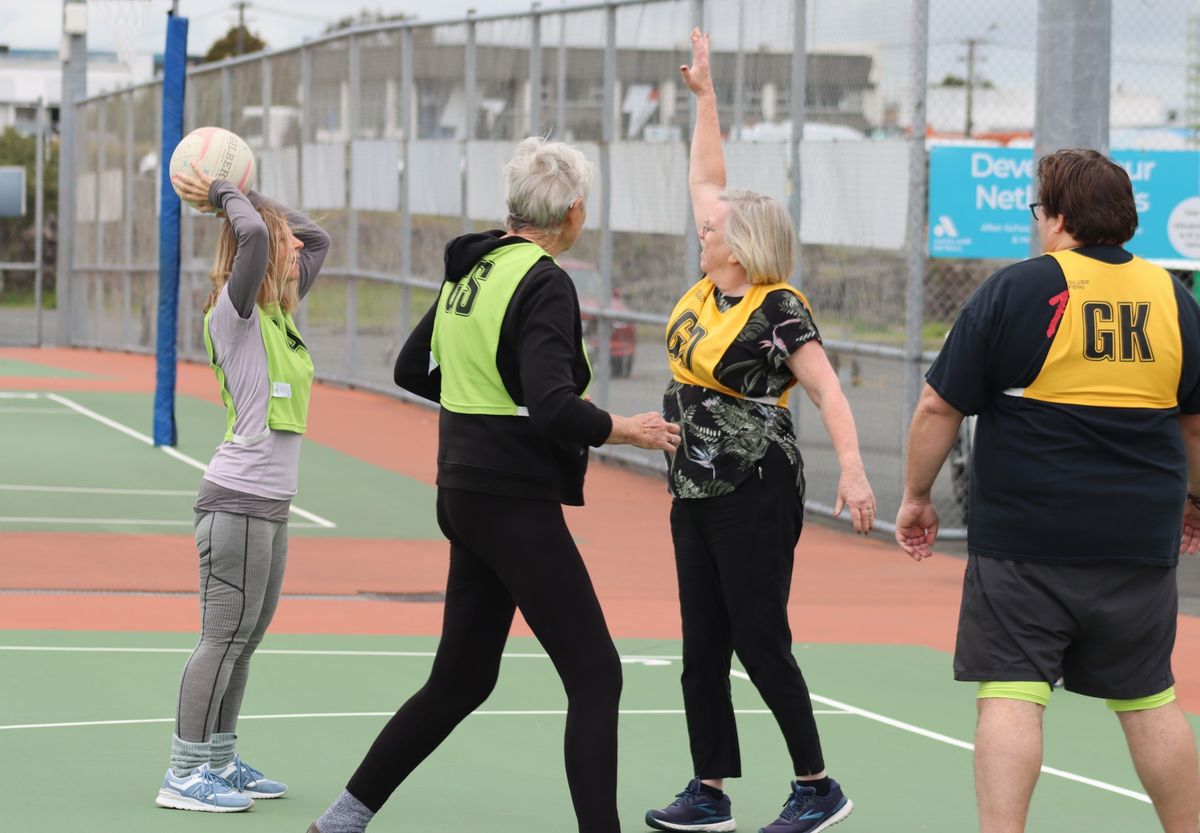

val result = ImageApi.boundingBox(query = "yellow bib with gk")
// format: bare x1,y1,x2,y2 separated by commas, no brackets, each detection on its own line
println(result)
1015,250,1182,409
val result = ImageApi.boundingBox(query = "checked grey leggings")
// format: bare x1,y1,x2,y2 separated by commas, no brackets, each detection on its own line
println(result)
174,511,288,742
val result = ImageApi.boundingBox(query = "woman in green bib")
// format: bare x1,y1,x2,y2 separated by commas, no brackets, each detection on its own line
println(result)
156,162,330,813
309,138,680,833
645,30,875,833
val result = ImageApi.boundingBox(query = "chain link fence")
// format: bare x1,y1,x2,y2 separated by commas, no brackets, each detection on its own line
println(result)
60,0,1199,534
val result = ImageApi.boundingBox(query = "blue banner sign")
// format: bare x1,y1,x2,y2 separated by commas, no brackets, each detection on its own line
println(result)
928,146,1200,264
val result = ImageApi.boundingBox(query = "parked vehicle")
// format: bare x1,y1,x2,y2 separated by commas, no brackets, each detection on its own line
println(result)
561,261,637,378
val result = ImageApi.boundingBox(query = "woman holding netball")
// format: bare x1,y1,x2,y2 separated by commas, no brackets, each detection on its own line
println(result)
154,146,330,813
308,137,679,833
644,29,874,833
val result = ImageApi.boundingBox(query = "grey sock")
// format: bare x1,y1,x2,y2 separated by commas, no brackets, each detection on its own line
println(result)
210,732,237,769
315,790,375,833
169,734,211,777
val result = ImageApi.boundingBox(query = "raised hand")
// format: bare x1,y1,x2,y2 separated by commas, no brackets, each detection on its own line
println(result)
679,27,714,97
172,160,219,213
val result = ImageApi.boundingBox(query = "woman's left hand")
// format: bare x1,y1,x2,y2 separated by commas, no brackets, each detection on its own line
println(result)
835,466,876,534
172,161,219,213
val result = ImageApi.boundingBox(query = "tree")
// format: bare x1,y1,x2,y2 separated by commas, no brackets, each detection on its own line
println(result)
203,25,267,63
324,8,411,33
0,127,59,281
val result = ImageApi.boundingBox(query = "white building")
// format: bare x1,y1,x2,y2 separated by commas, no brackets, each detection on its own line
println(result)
0,46,155,135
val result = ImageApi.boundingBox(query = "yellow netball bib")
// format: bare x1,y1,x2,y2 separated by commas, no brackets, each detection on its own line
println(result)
665,277,812,406
1015,250,1182,409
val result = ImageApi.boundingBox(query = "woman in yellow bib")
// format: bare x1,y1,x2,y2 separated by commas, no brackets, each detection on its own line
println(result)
157,162,329,812
645,30,875,833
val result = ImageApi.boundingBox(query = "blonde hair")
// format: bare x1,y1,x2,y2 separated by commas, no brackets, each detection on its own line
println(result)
720,189,795,285
504,137,594,232
204,202,299,313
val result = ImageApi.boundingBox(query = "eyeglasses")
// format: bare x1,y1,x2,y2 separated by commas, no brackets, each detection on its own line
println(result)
1029,202,1042,221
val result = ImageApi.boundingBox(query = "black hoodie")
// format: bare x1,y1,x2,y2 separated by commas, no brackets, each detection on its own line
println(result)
394,230,614,505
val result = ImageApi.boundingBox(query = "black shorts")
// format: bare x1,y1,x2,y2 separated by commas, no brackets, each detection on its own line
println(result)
954,554,1177,700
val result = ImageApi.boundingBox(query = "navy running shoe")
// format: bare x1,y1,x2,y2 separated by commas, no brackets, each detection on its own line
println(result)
645,778,736,832
759,780,853,833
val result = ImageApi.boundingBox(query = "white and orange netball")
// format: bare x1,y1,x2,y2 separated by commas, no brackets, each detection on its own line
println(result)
169,126,256,207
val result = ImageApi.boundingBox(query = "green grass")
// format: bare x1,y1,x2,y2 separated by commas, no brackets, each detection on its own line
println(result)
304,281,436,331
0,286,56,309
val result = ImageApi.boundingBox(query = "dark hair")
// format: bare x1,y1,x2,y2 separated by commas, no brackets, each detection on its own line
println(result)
1036,149,1138,245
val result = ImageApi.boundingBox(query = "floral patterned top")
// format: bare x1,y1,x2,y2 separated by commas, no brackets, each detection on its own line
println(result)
662,287,821,499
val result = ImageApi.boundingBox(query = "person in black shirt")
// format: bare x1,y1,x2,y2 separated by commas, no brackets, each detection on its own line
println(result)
897,149,1200,833
645,29,874,833
308,138,680,833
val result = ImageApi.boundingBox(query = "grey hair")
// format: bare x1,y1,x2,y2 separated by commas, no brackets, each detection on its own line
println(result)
504,137,594,232
719,189,795,284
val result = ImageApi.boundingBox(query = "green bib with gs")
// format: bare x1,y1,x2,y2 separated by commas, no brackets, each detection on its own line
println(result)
204,301,314,443
432,241,589,415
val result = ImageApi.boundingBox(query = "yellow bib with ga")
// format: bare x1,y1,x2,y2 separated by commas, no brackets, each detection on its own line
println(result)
665,277,812,407
204,301,314,443
1016,250,1182,409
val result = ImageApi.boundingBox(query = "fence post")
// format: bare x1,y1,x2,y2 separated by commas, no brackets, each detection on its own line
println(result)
347,32,361,380
595,0,617,409
789,0,806,290
123,87,135,347
903,0,930,457
57,0,87,347
530,3,542,137
399,26,415,341
556,12,567,137
34,99,45,345
464,11,477,236
683,0,703,306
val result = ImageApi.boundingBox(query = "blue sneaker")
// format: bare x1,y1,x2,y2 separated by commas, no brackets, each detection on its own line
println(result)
214,755,288,798
759,780,853,833
646,778,737,832
155,764,254,812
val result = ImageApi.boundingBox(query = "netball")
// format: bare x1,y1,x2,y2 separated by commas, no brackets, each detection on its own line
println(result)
169,126,256,206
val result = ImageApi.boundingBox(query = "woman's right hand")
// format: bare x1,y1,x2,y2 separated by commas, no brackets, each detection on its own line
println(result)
608,412,682,452
679,28,714,97
172,161,219,214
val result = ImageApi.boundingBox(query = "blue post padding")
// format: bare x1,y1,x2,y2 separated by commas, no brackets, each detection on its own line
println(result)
153,14,188,447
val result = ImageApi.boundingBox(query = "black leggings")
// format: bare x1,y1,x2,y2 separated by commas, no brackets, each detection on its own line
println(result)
346,487,623,833
670,444,825,778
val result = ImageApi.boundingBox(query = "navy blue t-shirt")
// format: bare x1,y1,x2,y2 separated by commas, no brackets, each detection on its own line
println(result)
927,246,1200,565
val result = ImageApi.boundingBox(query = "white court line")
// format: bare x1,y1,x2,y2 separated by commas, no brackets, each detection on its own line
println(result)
42,393,335,529
0,708,854,733
0,642,1152,802
730,669,1151,804
0,484,196,496
0,392,40,399
0,407,73,414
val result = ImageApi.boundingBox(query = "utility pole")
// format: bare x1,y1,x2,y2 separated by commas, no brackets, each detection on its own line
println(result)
234,1,249,56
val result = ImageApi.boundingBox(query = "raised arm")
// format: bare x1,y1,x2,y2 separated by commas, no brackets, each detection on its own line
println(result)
272,198,330,299
680,28,725,233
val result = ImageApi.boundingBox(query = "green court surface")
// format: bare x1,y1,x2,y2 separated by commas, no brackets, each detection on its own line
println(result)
0,632,1173,832
0,390,438,538
0,356,99,378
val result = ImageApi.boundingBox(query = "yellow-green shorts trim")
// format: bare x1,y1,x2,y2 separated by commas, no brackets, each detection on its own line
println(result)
1107,687,1176,712
977,681,1052,707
